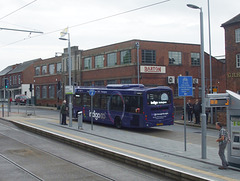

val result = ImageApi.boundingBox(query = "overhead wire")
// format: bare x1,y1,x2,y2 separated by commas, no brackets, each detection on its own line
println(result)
0,0,170,48
0,0,37,21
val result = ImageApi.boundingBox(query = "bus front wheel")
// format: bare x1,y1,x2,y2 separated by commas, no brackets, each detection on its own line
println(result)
114,117,122,129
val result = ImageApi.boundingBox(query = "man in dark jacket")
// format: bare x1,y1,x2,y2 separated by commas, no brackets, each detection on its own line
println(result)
186,100,193,123
193,99,201,124
60,100,68,125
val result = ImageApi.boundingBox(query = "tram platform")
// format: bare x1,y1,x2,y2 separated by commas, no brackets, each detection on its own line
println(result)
2,112,240,181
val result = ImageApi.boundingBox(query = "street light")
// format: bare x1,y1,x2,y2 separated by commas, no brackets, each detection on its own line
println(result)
187,4,207,159
135,42,140,84
59,31,73,127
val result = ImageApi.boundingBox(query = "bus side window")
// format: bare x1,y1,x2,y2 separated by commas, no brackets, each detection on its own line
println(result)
83,93,90,107
74,94,82,106
100,95,107,109
93,94,101,109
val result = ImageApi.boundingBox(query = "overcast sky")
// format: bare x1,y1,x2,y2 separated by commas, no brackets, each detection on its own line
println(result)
0,0,239,71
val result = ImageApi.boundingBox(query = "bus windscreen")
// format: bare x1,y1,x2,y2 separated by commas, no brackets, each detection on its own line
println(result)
147,91,171,105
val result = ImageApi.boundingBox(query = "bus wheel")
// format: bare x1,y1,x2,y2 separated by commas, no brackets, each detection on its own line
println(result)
114,117,122,129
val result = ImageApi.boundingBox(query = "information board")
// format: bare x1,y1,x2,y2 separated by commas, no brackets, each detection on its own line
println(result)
178,76,193,97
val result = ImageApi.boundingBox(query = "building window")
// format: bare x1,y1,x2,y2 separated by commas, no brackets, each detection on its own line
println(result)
57,62,62,73
35,67,40,76
42,65,47,75
107,53,117,67
107,80,117,84
18,75,21,84
84,57,92,69
83,81,92,86
191,53,200,66
236,28,240,43
9,76,12,86
49,64,55,74
236,54,240,68
95,55,104,68
36,86,40,99
49,85,55,98
142,50,156,64
121,50,131,64
120,78,132,84
169,51,182,65
94,80,104,87
42,86,47,99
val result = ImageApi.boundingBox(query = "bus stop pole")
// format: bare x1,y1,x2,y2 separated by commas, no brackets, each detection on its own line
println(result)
184,97,187,151
91,96,93,130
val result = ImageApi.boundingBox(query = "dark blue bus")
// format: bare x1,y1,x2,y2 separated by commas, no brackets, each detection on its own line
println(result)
73,84,174,128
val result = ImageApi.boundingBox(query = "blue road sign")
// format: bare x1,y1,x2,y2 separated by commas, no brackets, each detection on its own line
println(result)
89,89,96,96
178,76,193,97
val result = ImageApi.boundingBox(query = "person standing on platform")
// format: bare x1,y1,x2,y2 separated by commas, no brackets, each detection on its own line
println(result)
193,99,201,124
216,122,229,169
60,100,68,125
186,100,193,123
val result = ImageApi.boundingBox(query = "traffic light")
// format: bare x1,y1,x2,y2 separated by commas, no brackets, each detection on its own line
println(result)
4,79,9,89
29,84,32,92
57,81,61,90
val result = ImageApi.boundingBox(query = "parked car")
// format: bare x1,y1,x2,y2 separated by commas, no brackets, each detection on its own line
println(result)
15,95,29,105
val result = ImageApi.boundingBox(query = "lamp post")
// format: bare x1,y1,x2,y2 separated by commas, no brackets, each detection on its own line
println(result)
59,32,73,127
136,42,140,84
187,4,207,159
207,0,213,124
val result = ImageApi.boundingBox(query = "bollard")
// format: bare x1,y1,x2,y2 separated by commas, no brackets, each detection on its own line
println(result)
78,111,83,130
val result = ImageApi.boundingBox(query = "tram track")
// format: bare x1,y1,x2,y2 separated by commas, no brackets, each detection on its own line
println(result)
0,119,173,181
0,153,43,181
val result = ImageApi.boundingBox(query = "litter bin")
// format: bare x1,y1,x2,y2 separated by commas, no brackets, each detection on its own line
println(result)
78,111,83,130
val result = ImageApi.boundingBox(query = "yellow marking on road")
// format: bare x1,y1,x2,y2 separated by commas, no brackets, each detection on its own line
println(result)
14,119,238,181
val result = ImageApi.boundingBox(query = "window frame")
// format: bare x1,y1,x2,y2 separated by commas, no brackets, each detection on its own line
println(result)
142,50,156,64
95,55,104,68
84,57,92,70
120,50,131,64
191,52,200,66
235,28,240,43
107,52,117,67
236,54,240,68
169,51,182,65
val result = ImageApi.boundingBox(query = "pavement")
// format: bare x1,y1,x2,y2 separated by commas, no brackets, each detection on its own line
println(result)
1,110,240,181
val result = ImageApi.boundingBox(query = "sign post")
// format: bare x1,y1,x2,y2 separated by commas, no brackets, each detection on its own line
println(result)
178,76,193,151
89,89,95,130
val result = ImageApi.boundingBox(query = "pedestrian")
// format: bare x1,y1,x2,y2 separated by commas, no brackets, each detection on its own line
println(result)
193,99,201,124
60,100,68,125
216,122,229,169
186,100,193,123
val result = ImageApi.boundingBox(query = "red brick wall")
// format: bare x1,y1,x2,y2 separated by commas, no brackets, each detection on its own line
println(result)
224,23,240,92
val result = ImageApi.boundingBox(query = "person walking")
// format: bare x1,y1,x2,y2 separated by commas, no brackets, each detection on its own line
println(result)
60,100,68,125
216,122,229,169
193,99,201,124
186,100,193,123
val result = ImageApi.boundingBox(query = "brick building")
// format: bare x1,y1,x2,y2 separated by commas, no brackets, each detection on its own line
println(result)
0,59,39,100
222,13,240,93
80,39,226,107
34,56,63,107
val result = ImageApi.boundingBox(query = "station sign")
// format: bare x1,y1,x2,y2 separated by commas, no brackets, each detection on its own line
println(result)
65,85,74,95
178,76,193,97
206,93,229,107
